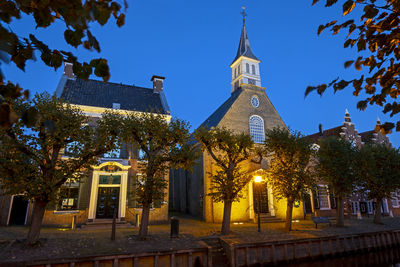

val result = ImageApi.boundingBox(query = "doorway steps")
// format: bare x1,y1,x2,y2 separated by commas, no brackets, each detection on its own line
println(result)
80,219,134,230
257,214,284,223
201,237,230,267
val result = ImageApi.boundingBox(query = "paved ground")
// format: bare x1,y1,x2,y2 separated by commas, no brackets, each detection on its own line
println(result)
1,215,400,264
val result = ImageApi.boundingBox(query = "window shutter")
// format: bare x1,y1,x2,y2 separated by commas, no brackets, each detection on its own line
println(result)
312,189,320,209
329,194,337,209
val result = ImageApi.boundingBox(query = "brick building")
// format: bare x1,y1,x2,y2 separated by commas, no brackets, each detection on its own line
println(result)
0,64,171,227
306,110,395,218
170,15,305,222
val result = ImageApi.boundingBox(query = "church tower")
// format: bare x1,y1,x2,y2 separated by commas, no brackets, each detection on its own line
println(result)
230,7,261,93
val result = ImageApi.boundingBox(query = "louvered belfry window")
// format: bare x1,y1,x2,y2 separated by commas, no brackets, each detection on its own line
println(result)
249,115,265,144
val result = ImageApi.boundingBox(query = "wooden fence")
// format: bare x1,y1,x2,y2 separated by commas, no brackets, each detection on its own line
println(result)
222,230,400,267
29,243,212,267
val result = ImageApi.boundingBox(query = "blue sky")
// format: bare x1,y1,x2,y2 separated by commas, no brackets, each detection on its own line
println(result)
4,0,400,147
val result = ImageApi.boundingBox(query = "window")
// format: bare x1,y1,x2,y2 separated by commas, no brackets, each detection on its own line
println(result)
248,78,256,85
391,192,400,208
317,185,330,210
251,96,259,108
238,64,241,75
367,201,374,214
249,115,265,144
57,178,79,211
246,63,249,73
351,201,360,215
252,65,256,74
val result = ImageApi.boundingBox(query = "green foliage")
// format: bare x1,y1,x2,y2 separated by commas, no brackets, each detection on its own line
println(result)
0,0,127,128
0,92,120,202
102,111,197,206
194,127,255,203
264,128,314,202
355,143,400,200
315,137,357,198
307,0,400,132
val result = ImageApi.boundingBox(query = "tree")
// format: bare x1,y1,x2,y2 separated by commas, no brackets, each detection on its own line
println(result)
306,0,400,132
195,127,254,235
0,92,120,244
264,128,314,231
0,0,127,128
315,137,357,227
355,143,400,224
103,111,197,239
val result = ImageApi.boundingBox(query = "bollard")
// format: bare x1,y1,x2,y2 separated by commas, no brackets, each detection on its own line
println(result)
71,215,76,230
170,217,179,238
135,214,140,227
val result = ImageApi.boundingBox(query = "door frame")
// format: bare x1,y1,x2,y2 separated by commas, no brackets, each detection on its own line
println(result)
88,162,130,221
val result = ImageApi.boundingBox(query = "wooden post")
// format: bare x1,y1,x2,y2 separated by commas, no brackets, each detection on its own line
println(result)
283,244,288,262
154,255,159,267
111,208,116,241
293,243,296,260
170,253,175,267
271,245,276,264
71,215,76,230
245,247,249,266
307,241,312,258
329,239,334,255
319,240,323,256
188,252,192,267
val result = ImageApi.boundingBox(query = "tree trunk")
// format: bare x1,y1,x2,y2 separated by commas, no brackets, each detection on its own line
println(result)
27,199,48,245
336,196,344,227
374,198,383,224
285,199,294,232
221,200,232,235
139,202,151,239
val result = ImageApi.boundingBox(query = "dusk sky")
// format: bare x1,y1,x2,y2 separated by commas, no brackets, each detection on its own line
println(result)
4,0,400,147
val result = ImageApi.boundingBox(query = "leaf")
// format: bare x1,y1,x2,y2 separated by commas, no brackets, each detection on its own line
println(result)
357,38,366,51
325,0,338,7
312,0,319,5
305,86,317,97
117,14,125,27
343,1,355,16
363,5,379,19
317,25,326,35
333,80,351,92
357,100,368,110
344,60,354,68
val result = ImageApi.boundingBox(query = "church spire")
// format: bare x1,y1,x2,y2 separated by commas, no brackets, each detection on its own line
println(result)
230,7,262,94
232,6,259,64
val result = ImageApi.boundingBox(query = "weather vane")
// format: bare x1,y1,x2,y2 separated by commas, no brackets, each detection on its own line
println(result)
241,6,247,23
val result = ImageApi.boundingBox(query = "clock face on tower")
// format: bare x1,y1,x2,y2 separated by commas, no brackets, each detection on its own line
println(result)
251,95,259,108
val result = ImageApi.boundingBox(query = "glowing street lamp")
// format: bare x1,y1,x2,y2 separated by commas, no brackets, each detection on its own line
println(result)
254,175,262,232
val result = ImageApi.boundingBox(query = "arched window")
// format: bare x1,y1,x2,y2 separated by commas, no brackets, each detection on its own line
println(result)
252,65,256,75
246,63,250,73
249,115,265,144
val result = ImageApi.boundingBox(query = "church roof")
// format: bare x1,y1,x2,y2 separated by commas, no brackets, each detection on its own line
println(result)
232,22,259,64
60,78,168,114
199,89,241,128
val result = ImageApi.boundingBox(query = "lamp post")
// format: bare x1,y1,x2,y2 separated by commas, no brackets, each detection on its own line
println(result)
254,176,262,233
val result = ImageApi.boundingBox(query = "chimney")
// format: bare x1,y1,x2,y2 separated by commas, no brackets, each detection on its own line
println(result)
64,62,74,79
318,123,323,136
151,75,165,93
